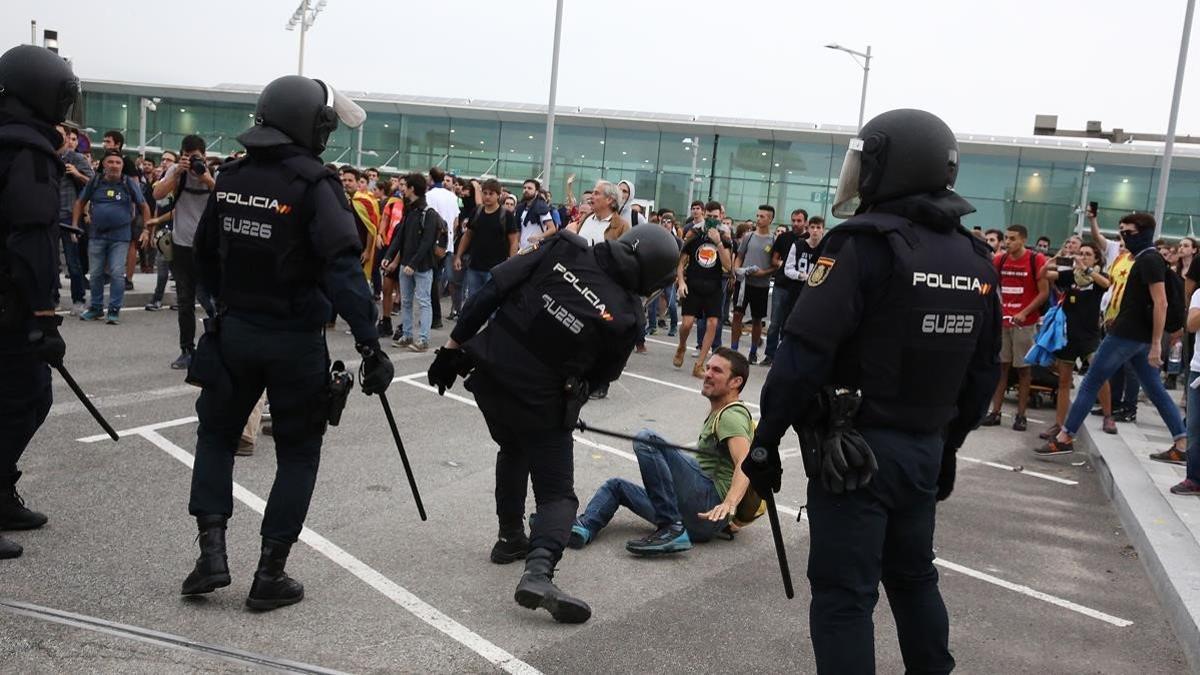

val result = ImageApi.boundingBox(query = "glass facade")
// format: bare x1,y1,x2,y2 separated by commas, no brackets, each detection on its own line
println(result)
78,85,1200,243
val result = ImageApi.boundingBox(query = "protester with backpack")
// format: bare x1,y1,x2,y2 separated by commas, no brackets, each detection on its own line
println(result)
1041,213,1188,457
70,149,151,324
569,348,757,555
981,224,1053,432
381,172,442,353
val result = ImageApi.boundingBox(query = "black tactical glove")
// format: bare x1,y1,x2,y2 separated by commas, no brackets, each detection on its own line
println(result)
936,444,957,502
819,429,878,494
356,342,394,395
742,436,782,495
28,315,65,368
427,347,470,395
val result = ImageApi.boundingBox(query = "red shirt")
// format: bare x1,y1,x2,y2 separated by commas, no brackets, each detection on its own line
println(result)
994,249,1046,326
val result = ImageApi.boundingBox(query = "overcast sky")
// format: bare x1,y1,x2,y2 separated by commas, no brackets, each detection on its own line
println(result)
4,0,1196,137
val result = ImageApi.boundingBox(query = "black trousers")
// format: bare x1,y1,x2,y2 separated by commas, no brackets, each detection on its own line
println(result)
806,427,954,675
188,316,328,543
478,391,576,559
170,245,213,352
0,330,52,491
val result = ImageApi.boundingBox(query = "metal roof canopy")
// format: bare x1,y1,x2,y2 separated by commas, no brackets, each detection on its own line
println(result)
81,78,1200,164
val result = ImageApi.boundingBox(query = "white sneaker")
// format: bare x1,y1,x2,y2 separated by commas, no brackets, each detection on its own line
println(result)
70,302,85,316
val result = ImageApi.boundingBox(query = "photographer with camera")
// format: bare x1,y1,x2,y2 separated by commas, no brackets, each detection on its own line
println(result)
153,135,216,370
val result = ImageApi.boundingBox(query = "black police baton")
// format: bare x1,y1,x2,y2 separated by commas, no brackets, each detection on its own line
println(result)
56,362,119,442
376,392,427,521
574,419,693,452
750,446,794,600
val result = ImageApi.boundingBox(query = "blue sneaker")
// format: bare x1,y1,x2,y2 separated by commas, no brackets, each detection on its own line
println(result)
625,523,691,556
567,522,593,550
79,308,103,321
105,309,120,325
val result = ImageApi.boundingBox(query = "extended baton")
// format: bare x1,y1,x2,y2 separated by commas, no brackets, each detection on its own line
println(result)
55,362,119,442
751,446,794,599
575,419,693,452
377,392,427,521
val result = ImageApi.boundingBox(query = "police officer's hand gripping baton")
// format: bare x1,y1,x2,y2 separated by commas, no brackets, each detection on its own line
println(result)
377,392,427,521
57,362,119,442
751,446,794,600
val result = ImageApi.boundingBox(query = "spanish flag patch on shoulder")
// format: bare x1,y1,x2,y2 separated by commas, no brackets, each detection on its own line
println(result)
808,256,836,287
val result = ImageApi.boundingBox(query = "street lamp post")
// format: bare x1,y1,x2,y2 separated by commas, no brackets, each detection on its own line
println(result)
683,137,701,207
285,0,327,76
541,0,565,186
138,97,159,157
825,43,873,131
1152,0,1195,237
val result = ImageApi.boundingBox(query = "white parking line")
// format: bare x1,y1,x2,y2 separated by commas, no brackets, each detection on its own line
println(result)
78,419,541,675
957,455,1078,486
395,374,1131,628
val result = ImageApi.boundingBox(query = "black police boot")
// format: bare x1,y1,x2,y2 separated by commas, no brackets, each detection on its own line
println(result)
181,515,231,595
513,547,591,624
0,481,48,531
0,534,22,559
246,538,304,611
377,316,393,339
490,526,529,565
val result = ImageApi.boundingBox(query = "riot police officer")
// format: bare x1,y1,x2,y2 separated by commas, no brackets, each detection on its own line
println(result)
427,224,679,623
181,75,394,610
742,109,1001,673
0,45,78,560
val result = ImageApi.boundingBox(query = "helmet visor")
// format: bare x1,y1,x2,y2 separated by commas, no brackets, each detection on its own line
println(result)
831,138,864,219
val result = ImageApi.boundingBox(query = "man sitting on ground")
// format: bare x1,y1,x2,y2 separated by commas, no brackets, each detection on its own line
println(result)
570,348,754,555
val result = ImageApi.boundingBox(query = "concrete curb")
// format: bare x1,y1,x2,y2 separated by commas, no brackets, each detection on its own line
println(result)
1077,415,1200,674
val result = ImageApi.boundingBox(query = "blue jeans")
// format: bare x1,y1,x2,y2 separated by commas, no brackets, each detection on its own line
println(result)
577,429,725,542
647,285,678,334
60,226,86,304
765,285,797,358
88,238,127,312
1186,371,1200,482
399,268,433,342
1064,335,1186,440
463,268,491,305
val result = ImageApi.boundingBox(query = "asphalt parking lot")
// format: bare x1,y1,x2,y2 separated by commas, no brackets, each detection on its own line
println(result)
0,304,1189,673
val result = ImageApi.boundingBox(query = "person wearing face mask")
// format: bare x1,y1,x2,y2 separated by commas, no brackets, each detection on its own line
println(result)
1040,213,1187,458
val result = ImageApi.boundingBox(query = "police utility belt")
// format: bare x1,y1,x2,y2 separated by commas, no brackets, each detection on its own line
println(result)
183,314,354,432
798,387,879,494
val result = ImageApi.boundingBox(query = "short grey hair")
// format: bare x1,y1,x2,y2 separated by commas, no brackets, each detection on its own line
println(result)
593,180,621,211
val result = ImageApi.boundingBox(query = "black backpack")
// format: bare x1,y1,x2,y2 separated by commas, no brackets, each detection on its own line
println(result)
1136,249,1186,333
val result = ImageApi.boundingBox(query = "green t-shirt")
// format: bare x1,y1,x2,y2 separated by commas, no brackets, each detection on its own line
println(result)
692,402,754,499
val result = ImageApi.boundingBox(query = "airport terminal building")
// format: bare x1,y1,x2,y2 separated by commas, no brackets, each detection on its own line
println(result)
78,79,1200,241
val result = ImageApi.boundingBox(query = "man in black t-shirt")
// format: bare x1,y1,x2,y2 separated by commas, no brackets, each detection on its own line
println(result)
673,202,732,378
455,178,518,303
761,208,808,366
1042,213,1188,460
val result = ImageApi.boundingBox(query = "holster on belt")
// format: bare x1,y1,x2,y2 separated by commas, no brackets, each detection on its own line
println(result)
562,376,590,429
325,360,354,427
186,315,233,397
797,386,878,493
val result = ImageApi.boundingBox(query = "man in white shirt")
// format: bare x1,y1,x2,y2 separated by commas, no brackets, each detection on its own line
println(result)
425,167,459,329
572,181,628,245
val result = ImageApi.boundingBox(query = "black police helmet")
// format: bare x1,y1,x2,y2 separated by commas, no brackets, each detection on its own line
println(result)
600,224,682,296
248,75,338,154
857,108,959,207
0,45,79,124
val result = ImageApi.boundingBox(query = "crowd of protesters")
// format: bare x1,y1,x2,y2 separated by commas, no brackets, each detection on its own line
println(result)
54,126,1200,498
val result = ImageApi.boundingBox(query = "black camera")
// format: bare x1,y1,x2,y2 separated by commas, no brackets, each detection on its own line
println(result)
189,155,207,175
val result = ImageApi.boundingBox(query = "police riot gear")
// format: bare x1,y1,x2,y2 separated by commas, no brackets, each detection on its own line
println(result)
241,76,364,155
184,75,385,610
598,223,683,296
746,107,1001,674
832,109,961,218
433,229,645,624
0,44,78,124
0,46,76,560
